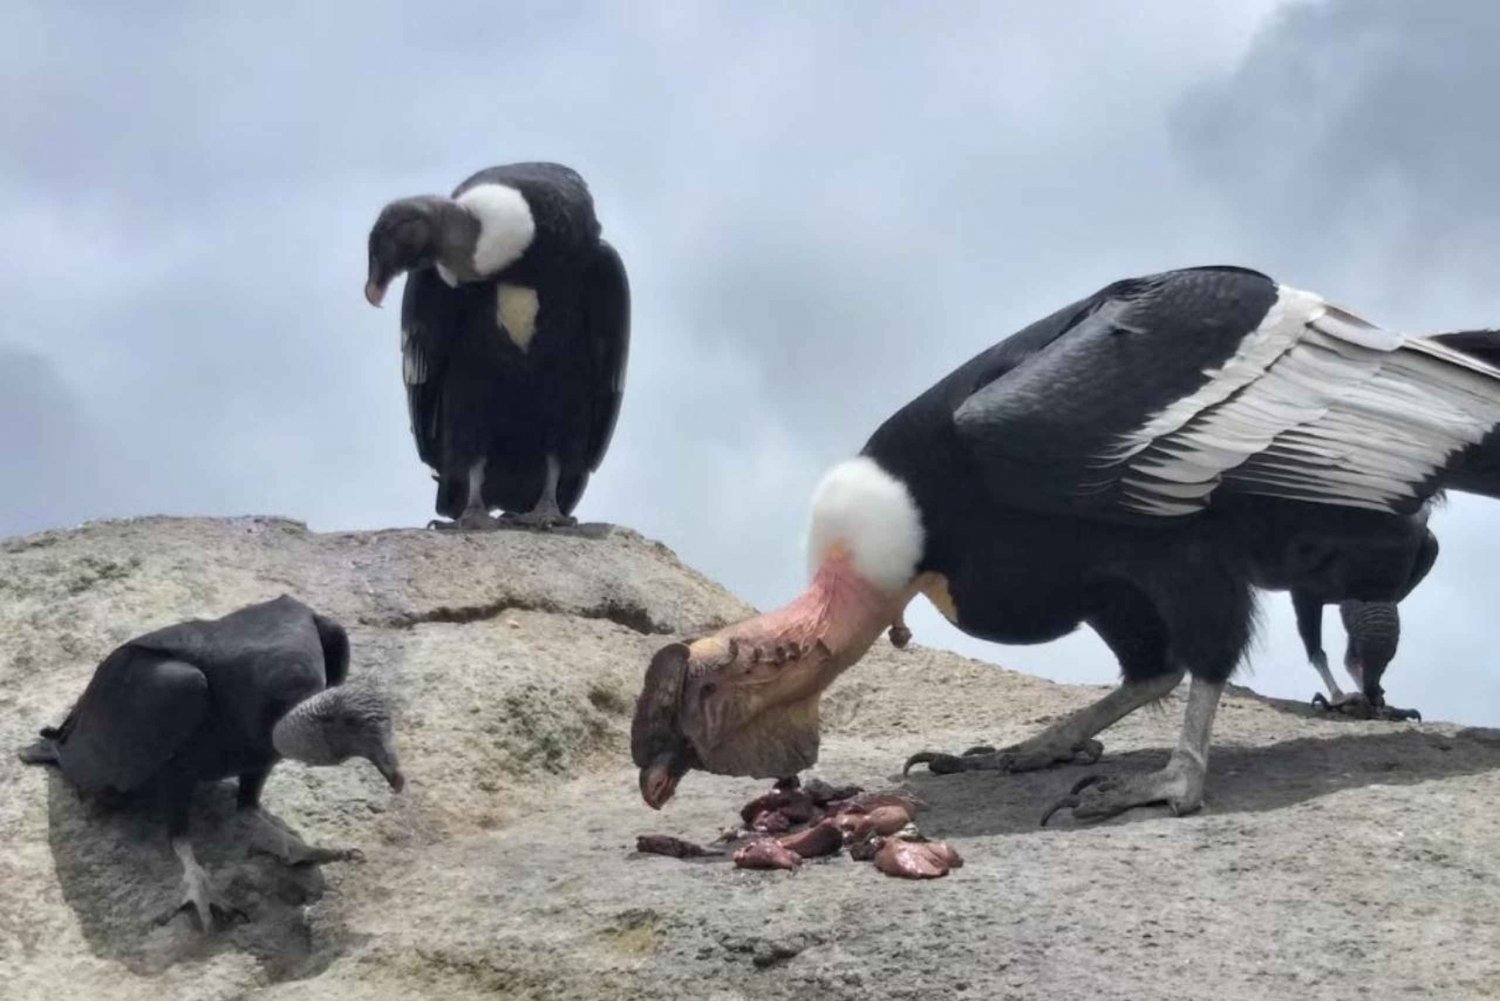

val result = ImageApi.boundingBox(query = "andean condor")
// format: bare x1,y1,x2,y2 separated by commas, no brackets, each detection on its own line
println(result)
1287,512,1438,721
18,596,402,929
631,266,1500,822
366,162,630,529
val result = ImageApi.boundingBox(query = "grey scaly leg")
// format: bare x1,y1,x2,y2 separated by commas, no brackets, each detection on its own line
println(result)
156,835,243,931
905,668,1185,775
1041,674,1223,825
432,458,502,531
1310,649,1349,703
503,454,577,529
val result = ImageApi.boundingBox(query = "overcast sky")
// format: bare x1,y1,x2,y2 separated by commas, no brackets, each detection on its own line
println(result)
4,0,1500,725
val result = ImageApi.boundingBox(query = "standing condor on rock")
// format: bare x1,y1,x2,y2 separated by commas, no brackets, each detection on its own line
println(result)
631,266,1500,823
18,596,403,929
366,162,630,530
1285,511,1438,722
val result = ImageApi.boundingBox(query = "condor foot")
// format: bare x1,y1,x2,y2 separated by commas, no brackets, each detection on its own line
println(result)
499,510,577,530
428,509,504,531
904,736,1103,776
1040,758,1205,826
1311,692,1421,722
154,867,245,932
241,809,365,867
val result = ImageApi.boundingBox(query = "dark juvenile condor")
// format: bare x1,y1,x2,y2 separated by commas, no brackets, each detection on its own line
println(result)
1286,512,1438,721
366,162,630,529
19,596,403,929
631,266,1500,822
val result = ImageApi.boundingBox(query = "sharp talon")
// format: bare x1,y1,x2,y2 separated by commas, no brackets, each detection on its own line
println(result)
1068,773,1107,796
1040,796,1080,827
1311,693,1330,711
961,745,997,756
1076,739,1105,764
343,847,366,863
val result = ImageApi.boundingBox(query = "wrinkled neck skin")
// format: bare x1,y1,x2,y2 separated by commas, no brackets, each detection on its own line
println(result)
428,199,483,283
678,551,918,777
270,690,339,764
714,557,895,688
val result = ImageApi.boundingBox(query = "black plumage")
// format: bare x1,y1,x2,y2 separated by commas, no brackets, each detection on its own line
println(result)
1287,519,1437,721
630,267,1500,815
19,595,401,928
368,162,630,529
868,267,1500,820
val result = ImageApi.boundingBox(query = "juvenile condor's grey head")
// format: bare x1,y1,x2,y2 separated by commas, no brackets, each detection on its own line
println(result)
1339,599,1401,701
364,195,475,307
271,685,405,790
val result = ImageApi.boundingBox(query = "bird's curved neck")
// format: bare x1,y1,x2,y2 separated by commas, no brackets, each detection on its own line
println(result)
270,689,337,762
429,200,483,282
710,550,909,681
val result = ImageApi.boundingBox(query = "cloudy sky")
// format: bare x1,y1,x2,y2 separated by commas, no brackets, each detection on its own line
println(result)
4,0,1500,725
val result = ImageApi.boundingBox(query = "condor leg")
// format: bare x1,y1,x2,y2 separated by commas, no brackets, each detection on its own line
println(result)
1042,674,1222,825
237,766,362,865
502,454,577,529
907,581,1179,776
904,669,1182,775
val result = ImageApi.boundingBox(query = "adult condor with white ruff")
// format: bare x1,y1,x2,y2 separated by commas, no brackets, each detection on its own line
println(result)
631,266,1500,822
366,162,630,529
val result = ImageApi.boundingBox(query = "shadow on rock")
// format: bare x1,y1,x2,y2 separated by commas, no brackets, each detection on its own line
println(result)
46,771,350,980
905,727,1500,838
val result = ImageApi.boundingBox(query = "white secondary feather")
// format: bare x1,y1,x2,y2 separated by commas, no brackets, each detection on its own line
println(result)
806,457,925,592
455,183,536,276
1111,284,1500,516
401,325,426,385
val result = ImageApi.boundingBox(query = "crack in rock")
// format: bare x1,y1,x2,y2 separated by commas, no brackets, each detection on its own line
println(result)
367,596,667,635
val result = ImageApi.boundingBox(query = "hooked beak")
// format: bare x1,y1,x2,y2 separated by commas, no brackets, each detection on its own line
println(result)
365,257,394,308
370,744,405,792
639,758,682,810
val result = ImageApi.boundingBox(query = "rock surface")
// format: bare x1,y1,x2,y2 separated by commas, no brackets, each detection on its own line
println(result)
2,516,1498,1000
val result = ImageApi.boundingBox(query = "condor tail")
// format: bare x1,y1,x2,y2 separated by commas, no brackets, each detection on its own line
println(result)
17,731,60,766
1428,330,1500,500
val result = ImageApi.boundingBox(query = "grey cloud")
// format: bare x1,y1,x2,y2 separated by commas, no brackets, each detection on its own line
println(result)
0,347,122,536
1178,0,1500,310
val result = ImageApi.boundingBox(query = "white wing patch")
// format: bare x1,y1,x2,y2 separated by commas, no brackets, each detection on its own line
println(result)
1110,285,1500,516
497,284,539,352
402,324,427,385
456,183,536,277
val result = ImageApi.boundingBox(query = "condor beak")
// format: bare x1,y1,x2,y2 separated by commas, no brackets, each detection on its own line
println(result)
370,744,405,792
365,257,394,308
639,757,682,810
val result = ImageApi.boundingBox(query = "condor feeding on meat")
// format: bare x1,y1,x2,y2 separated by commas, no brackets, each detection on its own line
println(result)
632,266,1500,822
1285,512,1438,721
366,162,630,529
